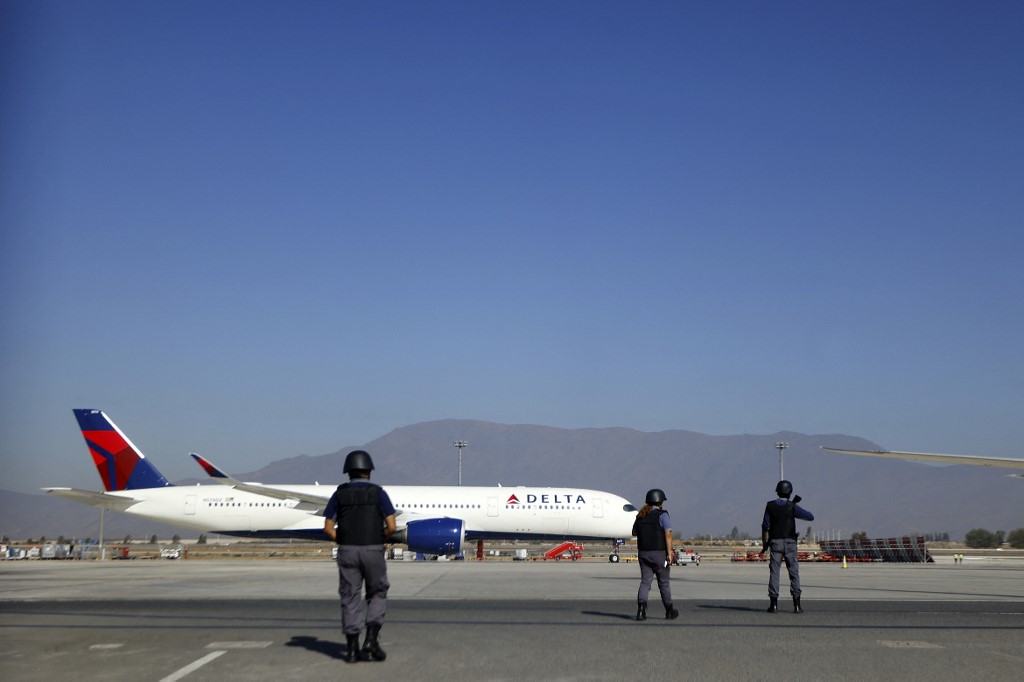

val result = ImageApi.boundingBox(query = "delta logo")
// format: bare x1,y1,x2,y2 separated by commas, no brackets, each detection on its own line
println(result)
506,493,587,505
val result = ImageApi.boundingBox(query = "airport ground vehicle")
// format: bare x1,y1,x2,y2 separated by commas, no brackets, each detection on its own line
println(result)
545,541,583,561
674,548,701,566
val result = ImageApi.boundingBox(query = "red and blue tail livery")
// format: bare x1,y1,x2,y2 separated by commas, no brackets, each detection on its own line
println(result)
73,409,172,491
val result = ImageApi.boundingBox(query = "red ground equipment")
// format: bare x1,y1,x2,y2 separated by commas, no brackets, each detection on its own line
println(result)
544,541,583,561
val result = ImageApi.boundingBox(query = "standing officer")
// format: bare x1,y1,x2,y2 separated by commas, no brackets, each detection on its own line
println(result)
323,450,397,663
631,488,679,621
761,480,814,613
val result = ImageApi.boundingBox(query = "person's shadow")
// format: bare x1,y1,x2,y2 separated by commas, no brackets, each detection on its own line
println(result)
286,635,347,660
581,610,638,621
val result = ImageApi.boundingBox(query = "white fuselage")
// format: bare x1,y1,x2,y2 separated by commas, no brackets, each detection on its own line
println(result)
99,483,637,541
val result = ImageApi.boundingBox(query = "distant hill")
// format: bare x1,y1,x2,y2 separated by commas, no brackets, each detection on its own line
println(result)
4,421,1020,541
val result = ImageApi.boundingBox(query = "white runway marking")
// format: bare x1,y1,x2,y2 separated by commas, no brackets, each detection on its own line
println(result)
158,650,226,682
205,641,273,649
89,643,123,650
879,640,944,649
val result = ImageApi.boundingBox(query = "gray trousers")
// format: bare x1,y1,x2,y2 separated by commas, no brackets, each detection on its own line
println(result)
637,549,673,605
336,545,390,635
767,538,801,598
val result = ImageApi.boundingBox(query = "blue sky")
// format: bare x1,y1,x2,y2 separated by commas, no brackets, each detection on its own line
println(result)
2,2,1022,492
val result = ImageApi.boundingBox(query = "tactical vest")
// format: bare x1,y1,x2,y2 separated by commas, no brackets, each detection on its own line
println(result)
764,499,797,540
333,482,385,545
634,509,667,551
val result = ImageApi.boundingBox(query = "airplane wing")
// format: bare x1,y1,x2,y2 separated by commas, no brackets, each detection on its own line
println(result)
42,487,142,511
189,453,330,511
819,447,1024,471
190,453,412,519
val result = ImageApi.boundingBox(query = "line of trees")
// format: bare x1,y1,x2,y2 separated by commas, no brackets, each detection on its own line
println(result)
965,527,1024,548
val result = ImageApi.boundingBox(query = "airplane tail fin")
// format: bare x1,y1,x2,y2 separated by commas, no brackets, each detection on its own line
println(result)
73,409,172,490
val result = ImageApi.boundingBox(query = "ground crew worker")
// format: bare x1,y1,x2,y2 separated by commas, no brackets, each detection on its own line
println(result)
631,488,679,620
761,480,814,613
323,449,397,663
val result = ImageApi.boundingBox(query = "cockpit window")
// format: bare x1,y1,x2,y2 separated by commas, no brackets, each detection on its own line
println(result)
623,504,638,512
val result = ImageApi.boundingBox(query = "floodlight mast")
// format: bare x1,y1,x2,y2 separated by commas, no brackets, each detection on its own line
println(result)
775,441,789,480
454,440,468,486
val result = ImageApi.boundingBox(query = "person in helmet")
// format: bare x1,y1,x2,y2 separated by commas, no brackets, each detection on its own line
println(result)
631,488,679,621
323,450,397,662
761,480,814,613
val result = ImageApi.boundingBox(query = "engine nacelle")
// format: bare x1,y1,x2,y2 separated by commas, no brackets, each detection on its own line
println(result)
393,517,465,555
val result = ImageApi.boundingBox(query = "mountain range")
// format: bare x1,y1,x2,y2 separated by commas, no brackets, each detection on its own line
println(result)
2,420,1020,542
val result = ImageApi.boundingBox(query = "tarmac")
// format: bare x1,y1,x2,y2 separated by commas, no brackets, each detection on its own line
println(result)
2,556,1023,681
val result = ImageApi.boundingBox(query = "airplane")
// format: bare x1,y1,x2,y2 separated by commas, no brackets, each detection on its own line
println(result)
819,446,1024,476
44,409,639,560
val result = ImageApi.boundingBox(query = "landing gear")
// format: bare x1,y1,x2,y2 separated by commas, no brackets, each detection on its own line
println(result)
609,539,622,563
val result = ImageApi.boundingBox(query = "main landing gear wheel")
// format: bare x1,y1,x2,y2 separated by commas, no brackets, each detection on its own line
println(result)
609,554,620,563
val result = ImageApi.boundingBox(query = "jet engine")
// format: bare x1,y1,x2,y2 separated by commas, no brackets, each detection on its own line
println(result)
392,517,465,555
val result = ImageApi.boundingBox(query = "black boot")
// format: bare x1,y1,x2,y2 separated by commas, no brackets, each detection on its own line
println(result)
767,597,778,613
793,597,803,614
362,623,387,661
635,601,647,621
664,602,679,620
343,633,361,663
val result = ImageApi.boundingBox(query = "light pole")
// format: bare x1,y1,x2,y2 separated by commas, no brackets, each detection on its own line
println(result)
453,440,468,486
775,441,789,480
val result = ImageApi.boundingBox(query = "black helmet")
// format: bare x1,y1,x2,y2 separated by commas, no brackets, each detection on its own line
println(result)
775,480,793,497
645,488,667,505
343,450,375,474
